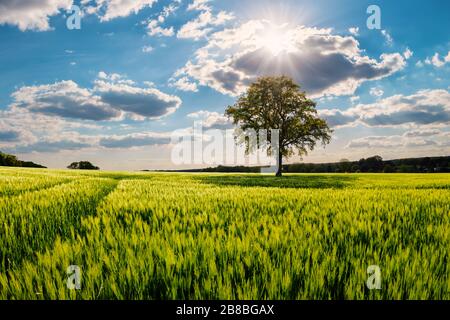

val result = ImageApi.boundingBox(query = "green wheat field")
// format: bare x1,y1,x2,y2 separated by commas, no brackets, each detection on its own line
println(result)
0,167,449,299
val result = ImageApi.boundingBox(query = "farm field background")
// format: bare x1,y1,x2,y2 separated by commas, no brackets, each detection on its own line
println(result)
0,167,449,299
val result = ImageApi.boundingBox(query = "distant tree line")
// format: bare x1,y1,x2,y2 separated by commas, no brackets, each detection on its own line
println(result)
158,156,450,173
0,151,46,168
283,156,450,173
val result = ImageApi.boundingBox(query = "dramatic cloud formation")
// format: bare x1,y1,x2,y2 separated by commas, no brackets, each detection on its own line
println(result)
9,74,181,121
11,80,120,121
173,20,407,97
0,0,72,31
320,89,450,128
95,79,182,119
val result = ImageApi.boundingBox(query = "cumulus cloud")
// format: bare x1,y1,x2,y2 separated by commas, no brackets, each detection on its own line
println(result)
82,0,157,21
348,27,359,36
169,76,199,92
424,51,450,68
403,48,413,60
318,109,359,128
353,89,450,127
0,0,72,31
187,0,211,11
187,110,232,129
94,79,182,119
2,129,99,153
9,74,182,121
177,9,234,40
99,132,171,148
320,89,450,128
146,19,174,37
143,1,180,37
173,20,406,97
11,80,120,121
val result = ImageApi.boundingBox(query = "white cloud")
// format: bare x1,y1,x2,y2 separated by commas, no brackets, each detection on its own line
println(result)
170,77,199,92
381,29,393,46
350,96,360,104
403,129,442,137
99,132,171,148
11,80,119,121
81,0,157,22
143,1,180,37
403,48,413,59
187,0,211,11
177,9,234,40
187,110,232,129
0,0,72,31
321,89,450,128
142,45,154,53
94,78,182,119
146,19,174,36
369,87,384,97
9,74,182,121
173,20,406,97
424,51,450,68
346,135,437,149
348,27,359,36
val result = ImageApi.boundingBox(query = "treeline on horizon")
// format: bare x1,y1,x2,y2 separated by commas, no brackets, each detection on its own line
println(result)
0,151,46,168
159,155,450,173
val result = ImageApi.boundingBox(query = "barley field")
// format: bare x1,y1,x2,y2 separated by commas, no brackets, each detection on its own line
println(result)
0,167,449,299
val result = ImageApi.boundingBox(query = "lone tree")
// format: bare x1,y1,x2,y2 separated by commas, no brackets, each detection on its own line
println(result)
225,76,332,176
67,161,99,170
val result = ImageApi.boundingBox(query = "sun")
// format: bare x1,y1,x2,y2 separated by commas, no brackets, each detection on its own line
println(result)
258,23,295,57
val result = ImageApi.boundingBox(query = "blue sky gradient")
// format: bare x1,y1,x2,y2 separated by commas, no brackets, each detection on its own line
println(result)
0,0,449,170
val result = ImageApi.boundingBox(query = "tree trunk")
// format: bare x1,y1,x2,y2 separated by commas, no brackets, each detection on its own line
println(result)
276,149,282,177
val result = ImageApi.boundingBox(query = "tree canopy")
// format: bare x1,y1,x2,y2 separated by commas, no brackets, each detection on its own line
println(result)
67,161,100,170
225,76,332,176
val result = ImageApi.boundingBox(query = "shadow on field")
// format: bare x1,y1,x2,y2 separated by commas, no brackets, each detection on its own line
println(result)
196,175,356,189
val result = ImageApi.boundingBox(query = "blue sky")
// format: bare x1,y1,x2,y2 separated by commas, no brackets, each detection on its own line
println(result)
0,0,449,170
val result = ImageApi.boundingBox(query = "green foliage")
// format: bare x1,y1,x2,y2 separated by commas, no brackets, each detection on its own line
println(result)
225,76,332,176
68,161,100,170
0,167,450,299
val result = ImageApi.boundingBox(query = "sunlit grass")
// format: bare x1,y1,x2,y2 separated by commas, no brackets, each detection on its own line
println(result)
0,168,449,299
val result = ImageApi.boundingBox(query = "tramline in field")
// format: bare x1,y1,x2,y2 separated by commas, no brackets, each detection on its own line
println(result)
0,167,449,299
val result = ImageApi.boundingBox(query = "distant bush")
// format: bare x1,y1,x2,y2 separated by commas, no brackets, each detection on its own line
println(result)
67,161,99,170
0,151,46,168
